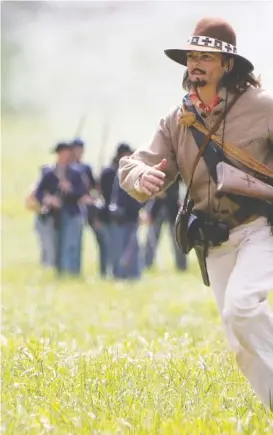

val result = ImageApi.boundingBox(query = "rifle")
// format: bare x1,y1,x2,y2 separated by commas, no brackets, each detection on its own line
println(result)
73,110,88,139
97,116,110,172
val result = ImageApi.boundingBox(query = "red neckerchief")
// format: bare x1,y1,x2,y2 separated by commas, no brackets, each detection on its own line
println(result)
189,88,221,115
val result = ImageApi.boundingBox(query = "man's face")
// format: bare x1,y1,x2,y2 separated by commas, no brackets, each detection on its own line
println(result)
57,148,72,165
187,51,226,87
73,145,84,162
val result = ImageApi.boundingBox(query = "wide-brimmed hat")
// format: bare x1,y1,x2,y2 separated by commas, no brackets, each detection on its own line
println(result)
164,17,253,72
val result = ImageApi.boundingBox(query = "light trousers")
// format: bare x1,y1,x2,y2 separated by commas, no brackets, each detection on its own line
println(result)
206,217,273,409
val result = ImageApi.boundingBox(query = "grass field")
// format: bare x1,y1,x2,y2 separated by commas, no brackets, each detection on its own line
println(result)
2,117,273,434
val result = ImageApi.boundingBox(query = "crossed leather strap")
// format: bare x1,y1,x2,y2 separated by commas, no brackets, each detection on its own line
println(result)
180,104,273,181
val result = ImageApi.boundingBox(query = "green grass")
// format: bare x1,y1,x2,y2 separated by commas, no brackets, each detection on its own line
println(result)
1,117,273,434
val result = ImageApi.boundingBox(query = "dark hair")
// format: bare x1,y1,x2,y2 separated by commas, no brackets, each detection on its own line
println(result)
182,56,261,94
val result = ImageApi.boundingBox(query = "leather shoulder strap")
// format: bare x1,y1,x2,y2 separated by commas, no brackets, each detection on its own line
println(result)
186,106,226,183
182,92,241,211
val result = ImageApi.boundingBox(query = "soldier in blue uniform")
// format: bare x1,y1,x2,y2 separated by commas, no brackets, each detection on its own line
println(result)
95,143,134,277
109,147,143,280
34,142,87,275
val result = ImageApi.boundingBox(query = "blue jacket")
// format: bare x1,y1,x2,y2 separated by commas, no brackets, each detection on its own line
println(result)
95,166,116,223
35,165,87,215
71,162,96,190
110,174,142,223
100,166,116,206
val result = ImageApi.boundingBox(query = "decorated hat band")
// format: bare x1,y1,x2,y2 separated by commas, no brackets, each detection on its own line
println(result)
187,35,237,54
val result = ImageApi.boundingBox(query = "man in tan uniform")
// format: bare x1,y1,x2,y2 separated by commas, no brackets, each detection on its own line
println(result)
118,17,273,409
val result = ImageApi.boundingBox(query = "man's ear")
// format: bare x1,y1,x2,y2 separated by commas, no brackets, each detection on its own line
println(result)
224,57,235,72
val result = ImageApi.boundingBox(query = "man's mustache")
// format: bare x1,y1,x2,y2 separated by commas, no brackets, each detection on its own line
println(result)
191,68,206,75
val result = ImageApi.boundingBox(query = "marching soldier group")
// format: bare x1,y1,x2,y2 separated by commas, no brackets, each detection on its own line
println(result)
26,139,187,279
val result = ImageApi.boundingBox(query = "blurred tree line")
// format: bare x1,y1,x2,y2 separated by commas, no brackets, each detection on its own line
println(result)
1,0,131,115
2,1,42,114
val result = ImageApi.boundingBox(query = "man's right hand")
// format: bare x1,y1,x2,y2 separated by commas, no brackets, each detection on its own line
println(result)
51,196,62,208
43,194,61,209
137,159,167,196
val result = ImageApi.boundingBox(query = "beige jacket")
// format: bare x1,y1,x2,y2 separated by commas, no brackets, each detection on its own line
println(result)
118,87,273,228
